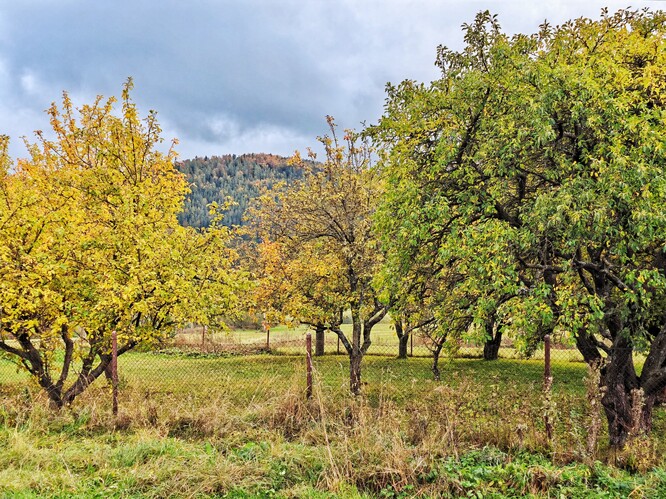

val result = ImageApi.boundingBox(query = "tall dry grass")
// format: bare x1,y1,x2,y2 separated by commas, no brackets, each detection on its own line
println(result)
1,356,665,497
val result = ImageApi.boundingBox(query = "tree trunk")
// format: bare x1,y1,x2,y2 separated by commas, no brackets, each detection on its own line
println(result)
600,322,666,446
398,333,409,359
395,320,409,359
483,330,501,360
601,381,633,448
599,333,641,448
658,386,666,406
432,341,444,381
349,303,364,395
483,316,501,360
315,324,325,356
350,350,363,395
602,384,656,448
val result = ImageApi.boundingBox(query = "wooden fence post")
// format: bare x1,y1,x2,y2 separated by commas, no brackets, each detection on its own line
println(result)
112,329,118,417
544,334,553,441
306,332,313,399
262,320,270,350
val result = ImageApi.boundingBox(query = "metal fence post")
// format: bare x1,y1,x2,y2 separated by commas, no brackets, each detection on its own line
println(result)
112,329,118,417
306,332,313,399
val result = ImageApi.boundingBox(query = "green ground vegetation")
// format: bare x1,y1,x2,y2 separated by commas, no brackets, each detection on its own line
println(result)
1,353,664,497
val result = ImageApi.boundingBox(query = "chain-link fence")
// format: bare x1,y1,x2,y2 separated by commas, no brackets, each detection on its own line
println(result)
2,323,663,451
0,323,591,404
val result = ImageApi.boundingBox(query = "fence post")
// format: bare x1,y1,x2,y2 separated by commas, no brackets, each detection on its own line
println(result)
543,334,553,441
262,320,270,350
112,329,118,417
306,332,313,399
201,325,206,352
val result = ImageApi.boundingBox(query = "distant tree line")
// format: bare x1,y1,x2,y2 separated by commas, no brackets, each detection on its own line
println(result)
176,153,305,228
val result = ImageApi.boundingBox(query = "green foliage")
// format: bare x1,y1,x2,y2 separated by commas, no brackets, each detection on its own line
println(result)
176,153,305,228
370,8,666,446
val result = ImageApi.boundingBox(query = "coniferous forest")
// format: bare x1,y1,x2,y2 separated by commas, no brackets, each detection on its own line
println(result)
176,153,304,228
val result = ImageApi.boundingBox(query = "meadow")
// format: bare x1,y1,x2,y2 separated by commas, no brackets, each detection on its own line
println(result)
1,343,665,498
174,322,587,363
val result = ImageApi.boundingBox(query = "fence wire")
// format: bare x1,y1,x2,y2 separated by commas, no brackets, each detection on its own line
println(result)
1,324,662,445
0,324,602,399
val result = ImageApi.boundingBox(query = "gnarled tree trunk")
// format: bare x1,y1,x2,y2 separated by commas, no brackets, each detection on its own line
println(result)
598,325,666,448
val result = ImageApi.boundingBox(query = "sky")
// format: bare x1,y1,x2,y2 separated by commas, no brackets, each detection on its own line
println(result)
0,1,660,161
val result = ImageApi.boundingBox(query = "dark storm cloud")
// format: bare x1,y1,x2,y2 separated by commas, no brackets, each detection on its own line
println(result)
0,0,654,159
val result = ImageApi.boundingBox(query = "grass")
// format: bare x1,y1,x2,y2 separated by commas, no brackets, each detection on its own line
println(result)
1,351,665,497
176,322,588,362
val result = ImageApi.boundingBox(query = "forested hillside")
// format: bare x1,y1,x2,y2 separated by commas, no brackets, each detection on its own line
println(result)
176,153,304,227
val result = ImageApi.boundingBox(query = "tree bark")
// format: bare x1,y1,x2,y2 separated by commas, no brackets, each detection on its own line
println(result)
483,317,501,361
483,335,501,360
432,341,444,381
315,324,325,356
395,320,409,359
483,310,506,361
601,381,633,448
350,350,363,395
398,333,409,359
599,332,641,448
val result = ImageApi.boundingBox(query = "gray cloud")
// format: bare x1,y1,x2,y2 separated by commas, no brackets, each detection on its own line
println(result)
0,0,655,159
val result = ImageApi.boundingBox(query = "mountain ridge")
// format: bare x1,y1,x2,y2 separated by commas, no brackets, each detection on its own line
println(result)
176,153,304,228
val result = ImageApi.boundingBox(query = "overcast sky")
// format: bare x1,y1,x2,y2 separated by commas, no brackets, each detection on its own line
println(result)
0,1,659,160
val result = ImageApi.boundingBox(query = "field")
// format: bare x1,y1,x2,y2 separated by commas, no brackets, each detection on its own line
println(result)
1,342,665,498
173,322,588,363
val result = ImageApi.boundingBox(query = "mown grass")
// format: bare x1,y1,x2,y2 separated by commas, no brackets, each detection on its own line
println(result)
0,352,665,497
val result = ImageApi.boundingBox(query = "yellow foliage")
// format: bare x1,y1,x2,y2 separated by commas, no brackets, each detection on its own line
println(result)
0,80,244,406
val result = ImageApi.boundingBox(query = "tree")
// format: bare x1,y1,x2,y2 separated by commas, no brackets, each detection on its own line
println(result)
370,9,666,447
249,118,387,394
0,80,242,408
248,236,347,354
375,250,439,360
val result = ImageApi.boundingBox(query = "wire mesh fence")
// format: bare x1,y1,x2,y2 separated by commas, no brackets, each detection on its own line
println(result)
0,323,591,402
2,322,663,449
